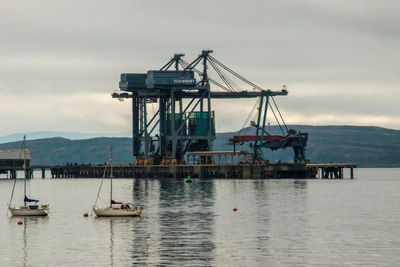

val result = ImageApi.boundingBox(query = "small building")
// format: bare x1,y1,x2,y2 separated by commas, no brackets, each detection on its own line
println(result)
0,149,31,168
186,151,253,165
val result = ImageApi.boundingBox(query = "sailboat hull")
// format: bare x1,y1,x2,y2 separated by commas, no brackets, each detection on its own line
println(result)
93,148,142,218
9,207,48,216
93,207,142,217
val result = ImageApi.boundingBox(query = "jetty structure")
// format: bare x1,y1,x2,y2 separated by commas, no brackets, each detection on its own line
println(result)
0,50,356,179
0,149,31,179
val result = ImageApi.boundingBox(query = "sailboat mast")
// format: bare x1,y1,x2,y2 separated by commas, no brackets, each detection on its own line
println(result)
23,135,27,206
110,146,113,208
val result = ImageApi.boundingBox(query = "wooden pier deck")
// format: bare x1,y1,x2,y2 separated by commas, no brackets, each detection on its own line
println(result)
1,162,356,179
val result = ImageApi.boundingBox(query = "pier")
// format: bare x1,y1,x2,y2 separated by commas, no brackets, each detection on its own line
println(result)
0,162,356,179
47,163,316,179
307,163,356,179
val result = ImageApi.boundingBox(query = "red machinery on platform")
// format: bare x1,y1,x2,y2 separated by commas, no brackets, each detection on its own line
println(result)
229,135,285,143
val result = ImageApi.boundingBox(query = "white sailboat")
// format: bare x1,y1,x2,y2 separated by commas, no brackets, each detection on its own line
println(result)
93,147,143,217
8,135,49,216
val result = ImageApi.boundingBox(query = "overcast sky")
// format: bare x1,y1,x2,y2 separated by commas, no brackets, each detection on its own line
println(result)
0,0,399,136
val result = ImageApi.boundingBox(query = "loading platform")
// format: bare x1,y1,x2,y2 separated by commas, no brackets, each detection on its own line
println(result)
0,162,356,179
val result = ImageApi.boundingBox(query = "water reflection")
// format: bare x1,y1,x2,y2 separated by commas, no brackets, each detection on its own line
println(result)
97,179,217,265
2,174,398,266
94,216,143,265
158,180,216,265
130,179,152,264
262,180,310,265
132,178,147,203
94,179,311,265
130,215,150,264
9,216,49,266
110,218,114,266
293,180,307,189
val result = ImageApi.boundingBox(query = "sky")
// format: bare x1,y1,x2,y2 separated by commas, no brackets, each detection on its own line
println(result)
0,0,399,136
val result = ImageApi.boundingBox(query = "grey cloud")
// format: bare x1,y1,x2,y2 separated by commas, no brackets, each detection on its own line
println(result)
0,0,399,135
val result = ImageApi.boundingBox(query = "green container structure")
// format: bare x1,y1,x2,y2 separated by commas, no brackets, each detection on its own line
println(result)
188,111,215,136
166,113,186,135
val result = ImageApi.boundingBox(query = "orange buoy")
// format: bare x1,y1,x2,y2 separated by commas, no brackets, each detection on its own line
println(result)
233,208,238,212
83,213,89,217
17,221,23,225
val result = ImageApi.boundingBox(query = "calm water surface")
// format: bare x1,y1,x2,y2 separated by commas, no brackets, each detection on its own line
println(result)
0,168,399,266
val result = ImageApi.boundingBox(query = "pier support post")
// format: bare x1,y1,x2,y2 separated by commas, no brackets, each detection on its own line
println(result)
350,168,354,179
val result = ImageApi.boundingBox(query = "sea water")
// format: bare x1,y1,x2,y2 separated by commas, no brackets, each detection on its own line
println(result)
0,168,399,266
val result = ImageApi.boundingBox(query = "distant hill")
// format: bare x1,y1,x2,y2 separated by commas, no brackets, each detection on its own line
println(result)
0,137,134,165
0,125,399,167
0,131,130,144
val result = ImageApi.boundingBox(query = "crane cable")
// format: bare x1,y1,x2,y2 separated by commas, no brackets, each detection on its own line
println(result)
179,59,232,92
181,57,247,93
268,102,285,136
181,56,288,135
208,59,242,92
241,97,260,130
208,59,235,92
209,55,264,91
271,96,288,133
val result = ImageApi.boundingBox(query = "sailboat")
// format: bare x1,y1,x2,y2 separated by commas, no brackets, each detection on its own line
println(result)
8,135,49,216
93,147,143,217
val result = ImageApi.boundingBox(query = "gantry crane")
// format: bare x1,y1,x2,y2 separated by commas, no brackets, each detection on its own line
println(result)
112,50,307,164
